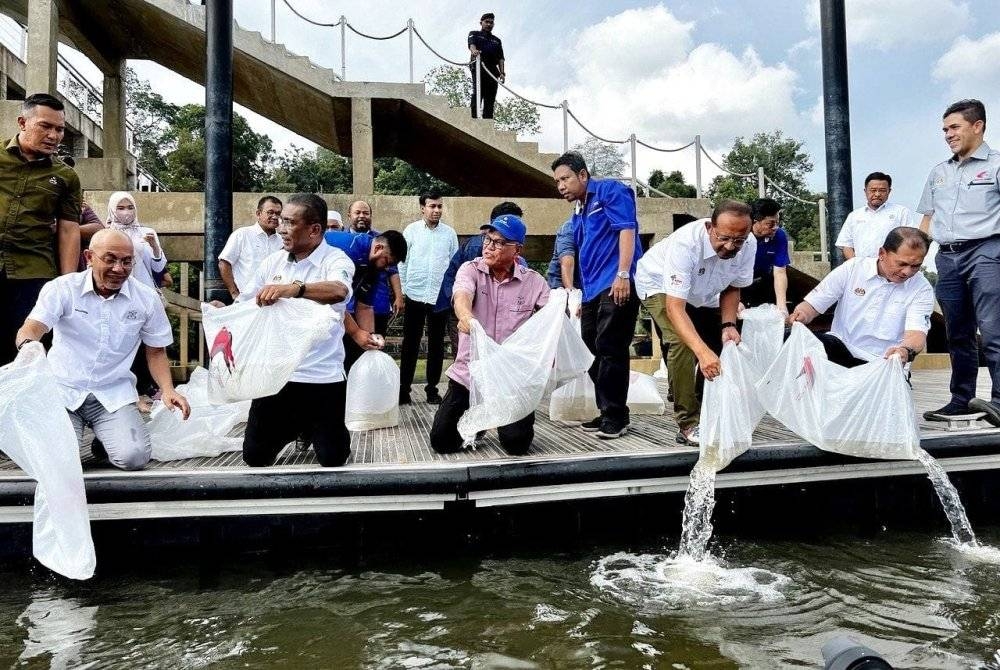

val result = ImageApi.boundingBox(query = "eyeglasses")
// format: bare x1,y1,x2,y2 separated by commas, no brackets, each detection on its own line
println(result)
710,229,749,247
98,254,134,269
482,235,516,249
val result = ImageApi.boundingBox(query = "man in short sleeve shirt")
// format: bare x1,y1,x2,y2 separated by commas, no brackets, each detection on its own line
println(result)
836,172,915,260
218,195,283,302
916,99,1000,424
741,198,790,312
634,202,756,445
468,12,505,119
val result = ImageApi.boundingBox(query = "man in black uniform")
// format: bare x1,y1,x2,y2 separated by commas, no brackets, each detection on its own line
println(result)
468,12,505,120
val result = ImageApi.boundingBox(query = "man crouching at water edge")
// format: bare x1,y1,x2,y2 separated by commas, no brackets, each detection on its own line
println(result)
14,229,191,470
429,214,549,455
239,193,356,467
788,226,934,369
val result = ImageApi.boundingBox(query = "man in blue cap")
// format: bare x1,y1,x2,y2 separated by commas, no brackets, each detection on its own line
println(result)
430,214,549,455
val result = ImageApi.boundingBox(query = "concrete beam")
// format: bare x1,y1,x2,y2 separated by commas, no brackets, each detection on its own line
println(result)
102,58,127,160
25,0,58,94
351,97,374,195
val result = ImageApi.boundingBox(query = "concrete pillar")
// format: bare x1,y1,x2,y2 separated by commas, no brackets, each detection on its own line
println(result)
26,0,58,94
69,131,88,158
351,97,374,195
0,50,8,100
102,59,128,160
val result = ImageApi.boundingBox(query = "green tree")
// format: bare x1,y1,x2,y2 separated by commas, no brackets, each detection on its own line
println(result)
263,146,352,193
373,157,460,196
707,130,823,250
647,169,697,198
572,137,626,178
125,67,180,183
424,65,541,135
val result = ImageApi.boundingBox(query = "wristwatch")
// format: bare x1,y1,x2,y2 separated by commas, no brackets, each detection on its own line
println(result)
721,321,738,330
16,338,35,351
292,280,306,297
615,271,630,280
903,346,918,362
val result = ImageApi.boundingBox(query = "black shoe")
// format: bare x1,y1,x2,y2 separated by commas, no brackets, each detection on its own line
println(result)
923,401,970,421
426,390,443,405
969,399,1000,427
90,437,108,461
399,393,412,406
581,416,603,432
596,418,628,439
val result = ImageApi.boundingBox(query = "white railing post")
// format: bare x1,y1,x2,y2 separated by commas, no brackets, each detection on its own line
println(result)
269,0,276,42
629,134,637,194
407,19,414,84
340,16,347,80
473,54,481,118
818,198,828,262
694,134,703,199
757,166,766,198
562,101,569,153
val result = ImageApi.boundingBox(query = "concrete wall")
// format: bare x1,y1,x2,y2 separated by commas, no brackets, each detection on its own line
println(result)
86,191,713,263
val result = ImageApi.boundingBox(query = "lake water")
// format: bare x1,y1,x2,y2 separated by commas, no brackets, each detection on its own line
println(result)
3,526,1000,669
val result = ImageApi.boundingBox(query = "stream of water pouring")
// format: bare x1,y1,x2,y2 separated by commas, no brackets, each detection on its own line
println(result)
915,448,978,546
677,460,720,560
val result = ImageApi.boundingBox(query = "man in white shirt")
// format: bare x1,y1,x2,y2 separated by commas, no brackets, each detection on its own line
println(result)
635,201,756,446
398,191,458,405
14,229,191,470
789,226,934,367
835,172,915,260
218,196,284,302
239,193,356,468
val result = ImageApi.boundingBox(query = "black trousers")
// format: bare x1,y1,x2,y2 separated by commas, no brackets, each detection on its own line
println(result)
470,64,500,119
243,381,350,467
580,285,640,424
343,311,393,374
740,273,777,309
400,297,448,396
816,332,867,368
430,379,534,455
0,272,47,365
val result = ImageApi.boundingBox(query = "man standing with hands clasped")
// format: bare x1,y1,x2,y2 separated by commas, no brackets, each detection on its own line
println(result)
468,12,505,120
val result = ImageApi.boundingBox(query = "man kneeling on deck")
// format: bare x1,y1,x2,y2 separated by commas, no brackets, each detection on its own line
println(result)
429,215,549,455
240,193,357,467
14,229,191,470
788,226,934,368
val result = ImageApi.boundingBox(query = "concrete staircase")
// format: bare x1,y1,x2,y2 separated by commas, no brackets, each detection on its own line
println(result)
2,0,561,197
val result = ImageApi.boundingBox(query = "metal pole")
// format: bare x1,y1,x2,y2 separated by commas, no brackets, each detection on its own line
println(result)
407,19,414,84
820,0,852,269
694,134,703,198
818,198,829,262
473,54,481,118
757,166,766,198
340,16,346,80
204,0,233,304
562,101,569,152
269,0,275,42
630,134,637,194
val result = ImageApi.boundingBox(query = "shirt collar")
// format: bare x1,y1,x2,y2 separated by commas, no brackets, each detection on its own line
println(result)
253,222,272,236
6,135,52,164
79,268,132,299
860,256,882,281
288,241,327,267
864,202,887,214
950,141,992,163
697,224,718,261
472,256,524,281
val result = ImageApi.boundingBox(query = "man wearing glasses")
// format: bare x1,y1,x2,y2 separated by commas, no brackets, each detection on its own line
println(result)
835,172,915,260
14,229,191,470
218,196,284,302
429,215,549,455
634,201,756,446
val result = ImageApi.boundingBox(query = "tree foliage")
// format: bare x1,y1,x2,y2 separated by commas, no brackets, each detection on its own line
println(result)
424,65,541,135
647,169,696,198
263,146,352,193
572,137,627,178
707,131,824,250
373,158,460,196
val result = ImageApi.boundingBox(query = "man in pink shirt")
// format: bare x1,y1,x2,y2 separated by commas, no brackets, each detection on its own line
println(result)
430,214,549,455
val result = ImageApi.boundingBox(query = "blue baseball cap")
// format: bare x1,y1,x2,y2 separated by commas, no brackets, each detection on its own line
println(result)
486,214,526,244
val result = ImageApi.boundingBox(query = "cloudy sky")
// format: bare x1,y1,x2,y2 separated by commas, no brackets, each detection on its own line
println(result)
43,0,1000,212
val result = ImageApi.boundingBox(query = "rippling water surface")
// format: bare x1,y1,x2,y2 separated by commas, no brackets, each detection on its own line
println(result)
2,528,1000,669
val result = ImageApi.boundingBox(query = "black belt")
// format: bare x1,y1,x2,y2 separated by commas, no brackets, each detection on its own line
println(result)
938,235,999,253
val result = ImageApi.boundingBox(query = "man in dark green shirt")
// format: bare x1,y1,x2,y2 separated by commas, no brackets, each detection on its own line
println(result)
0,93,82,363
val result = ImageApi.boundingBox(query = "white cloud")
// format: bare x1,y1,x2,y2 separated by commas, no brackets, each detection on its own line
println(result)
575,6,694,82
805,0,971,51
932,32,1000,97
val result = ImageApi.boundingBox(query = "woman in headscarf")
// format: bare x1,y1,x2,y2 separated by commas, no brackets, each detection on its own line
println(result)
105,191,166,289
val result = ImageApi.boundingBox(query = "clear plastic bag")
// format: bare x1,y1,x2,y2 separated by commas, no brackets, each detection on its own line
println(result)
0,343,95,580
626,372,665,415
459,289,583,443
549,289,597,423
345,350,400,431
148,367,250,460
757,323,919,460
202,298,337,403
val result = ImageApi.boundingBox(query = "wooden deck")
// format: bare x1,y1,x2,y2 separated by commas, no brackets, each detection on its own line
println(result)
1,369,999,521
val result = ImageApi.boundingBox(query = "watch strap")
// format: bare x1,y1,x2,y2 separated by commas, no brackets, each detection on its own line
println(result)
721,321,737,329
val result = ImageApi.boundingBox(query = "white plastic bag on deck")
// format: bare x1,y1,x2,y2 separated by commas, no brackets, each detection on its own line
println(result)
345,350,400,431
0,343,95,580
202,298,337,404
459,289,581,443
148,367,250,460
626,372,665,415
699,342,767,469
549,289,598,422
757,323,919,460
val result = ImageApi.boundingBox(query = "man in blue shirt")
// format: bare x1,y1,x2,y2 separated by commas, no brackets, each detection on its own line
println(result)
740,198,790,313
467,13,505,119
324,229,407,371
552,151,641,439
546,219,578,289
346,199,404,336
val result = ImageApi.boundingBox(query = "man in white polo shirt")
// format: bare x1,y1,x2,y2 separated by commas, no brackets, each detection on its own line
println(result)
788,227,934,367
635,200,756,446
835,172,915,260
218,195,284,302
239,193,356,468
14,229,191,470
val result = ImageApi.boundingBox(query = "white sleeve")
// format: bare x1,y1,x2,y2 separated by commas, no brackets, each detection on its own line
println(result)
141,297,174,347
661,240,698,301
730,237,756,288
834,213,854,248
904,281,935,334
237,255,268,303
147,229,167,272
325,251,355,305
900,206,917,228
25,278,65,330
218,229,241,264
804,259,853,314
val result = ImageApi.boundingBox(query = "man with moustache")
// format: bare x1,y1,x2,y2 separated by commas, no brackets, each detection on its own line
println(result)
634,201,756,446
836,172,915,260
347,199,404,332
14,229,191,470
788,227,934,368
218,196,284,302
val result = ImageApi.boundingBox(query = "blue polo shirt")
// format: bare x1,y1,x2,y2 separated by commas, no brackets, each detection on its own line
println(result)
324,230,390,312
546,220,579,289
572,178,641,302
752,227,790,278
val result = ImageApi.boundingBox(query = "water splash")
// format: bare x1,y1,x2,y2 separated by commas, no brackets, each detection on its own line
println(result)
915,448,977,547
677,460,719,561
